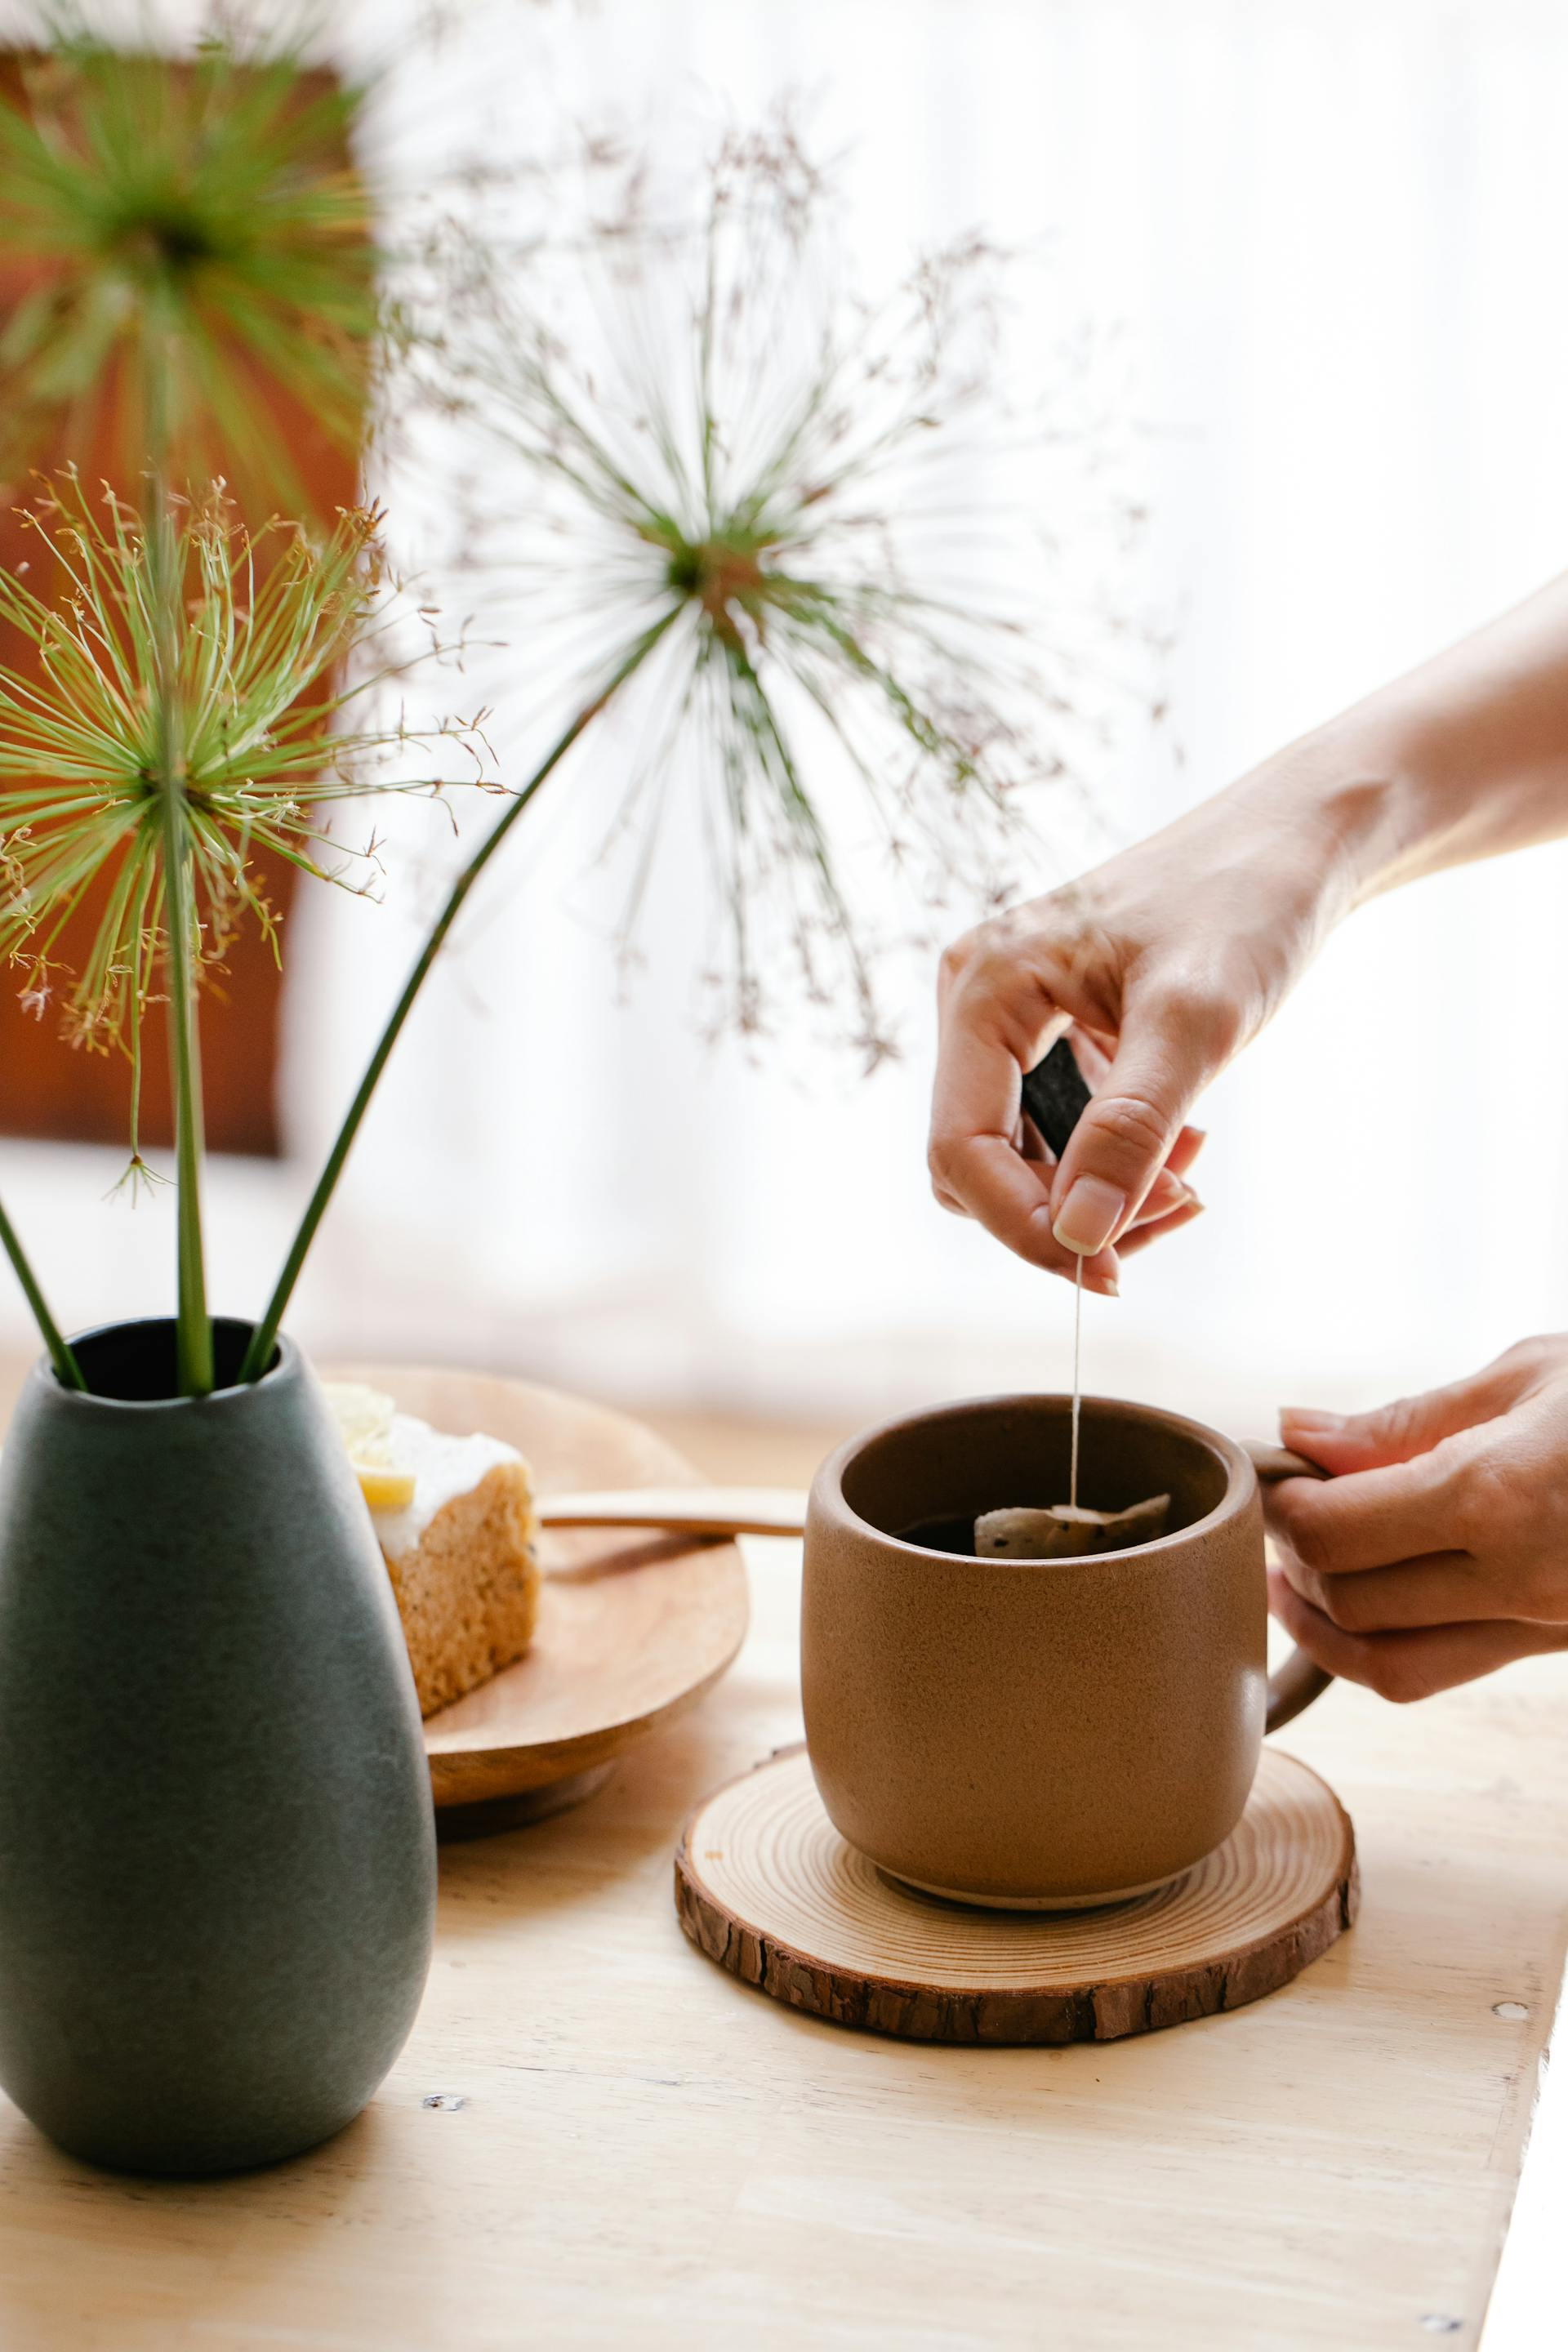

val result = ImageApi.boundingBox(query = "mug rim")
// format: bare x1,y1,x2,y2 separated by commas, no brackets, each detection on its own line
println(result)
813,1390,1254,1567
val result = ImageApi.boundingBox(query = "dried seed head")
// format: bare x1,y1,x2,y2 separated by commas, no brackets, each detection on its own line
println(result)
0,472,487,1158
397,109,1165,1062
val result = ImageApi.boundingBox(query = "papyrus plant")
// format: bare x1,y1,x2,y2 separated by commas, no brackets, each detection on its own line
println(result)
0,7,435,1396
402,123,1155,1060
0,479,483,1394
0,17,381,517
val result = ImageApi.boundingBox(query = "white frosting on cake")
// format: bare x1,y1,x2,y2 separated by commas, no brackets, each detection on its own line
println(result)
369,1413,526,1561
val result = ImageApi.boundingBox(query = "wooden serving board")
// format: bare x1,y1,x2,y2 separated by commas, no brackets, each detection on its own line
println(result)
332,1366,751,1829
676,1744,1356,2042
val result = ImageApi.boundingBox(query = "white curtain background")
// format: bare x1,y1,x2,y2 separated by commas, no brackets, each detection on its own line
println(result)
4,0,1568,1441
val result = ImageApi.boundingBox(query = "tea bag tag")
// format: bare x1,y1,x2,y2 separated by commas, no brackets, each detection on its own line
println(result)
1020,1036,1092,1158
975,1495,1171,1561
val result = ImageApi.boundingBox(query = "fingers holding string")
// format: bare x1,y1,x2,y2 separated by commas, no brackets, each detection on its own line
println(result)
929,1011,1124,1289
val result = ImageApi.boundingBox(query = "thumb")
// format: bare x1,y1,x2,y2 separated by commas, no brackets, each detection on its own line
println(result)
1280,1356,1537,1474
1049,1000,1226,1256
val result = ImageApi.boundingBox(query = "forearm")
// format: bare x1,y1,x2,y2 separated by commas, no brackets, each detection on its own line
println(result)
1224,569,1568,910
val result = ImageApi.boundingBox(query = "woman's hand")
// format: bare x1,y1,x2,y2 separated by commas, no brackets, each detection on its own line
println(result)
1267,1339,1568,1700
928,747,1377,1291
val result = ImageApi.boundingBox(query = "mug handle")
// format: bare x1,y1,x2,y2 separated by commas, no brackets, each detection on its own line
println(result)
1242,1440,1334,1734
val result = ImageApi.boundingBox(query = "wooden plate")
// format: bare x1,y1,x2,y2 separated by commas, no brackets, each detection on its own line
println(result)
332,1365,750,1831
676,1744,1356,2042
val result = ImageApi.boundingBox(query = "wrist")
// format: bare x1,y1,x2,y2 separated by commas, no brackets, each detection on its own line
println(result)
1227,709,1445,920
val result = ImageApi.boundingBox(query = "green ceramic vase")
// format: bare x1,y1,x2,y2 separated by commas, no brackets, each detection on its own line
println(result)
0,1319,436,2175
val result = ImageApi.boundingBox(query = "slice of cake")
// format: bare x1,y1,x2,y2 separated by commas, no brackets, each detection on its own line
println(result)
324,1383,541,1717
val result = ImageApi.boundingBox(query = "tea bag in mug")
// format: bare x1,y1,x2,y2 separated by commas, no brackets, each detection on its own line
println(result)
974,1494,1171,1561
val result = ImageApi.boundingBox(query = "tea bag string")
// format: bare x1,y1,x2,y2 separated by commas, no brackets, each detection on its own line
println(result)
1019,1037,1094,1516
1070,1249,1083,1512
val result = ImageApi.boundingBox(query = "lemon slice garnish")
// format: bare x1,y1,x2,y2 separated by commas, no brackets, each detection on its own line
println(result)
352,1463,418,1511
322,1383,416,1511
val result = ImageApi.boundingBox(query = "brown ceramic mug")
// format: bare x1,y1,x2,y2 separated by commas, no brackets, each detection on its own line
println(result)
801,1393,1330,1909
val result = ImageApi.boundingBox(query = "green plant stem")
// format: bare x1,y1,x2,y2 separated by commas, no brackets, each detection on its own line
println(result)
240,618,677,1384
147,476,214,1399
162,789,213,1397
0,1197,84,1389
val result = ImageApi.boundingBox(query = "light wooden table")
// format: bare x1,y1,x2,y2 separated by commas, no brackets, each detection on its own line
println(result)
0,1518,1563,2348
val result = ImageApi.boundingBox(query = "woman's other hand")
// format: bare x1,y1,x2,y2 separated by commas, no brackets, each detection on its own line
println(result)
1268,1338,1568,1699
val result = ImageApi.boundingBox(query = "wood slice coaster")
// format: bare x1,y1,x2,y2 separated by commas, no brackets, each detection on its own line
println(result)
675,1745,1357,2044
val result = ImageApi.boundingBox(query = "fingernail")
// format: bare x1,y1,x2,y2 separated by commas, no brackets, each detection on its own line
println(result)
1281,1409,1343,1432
1053,1176,1126,1254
